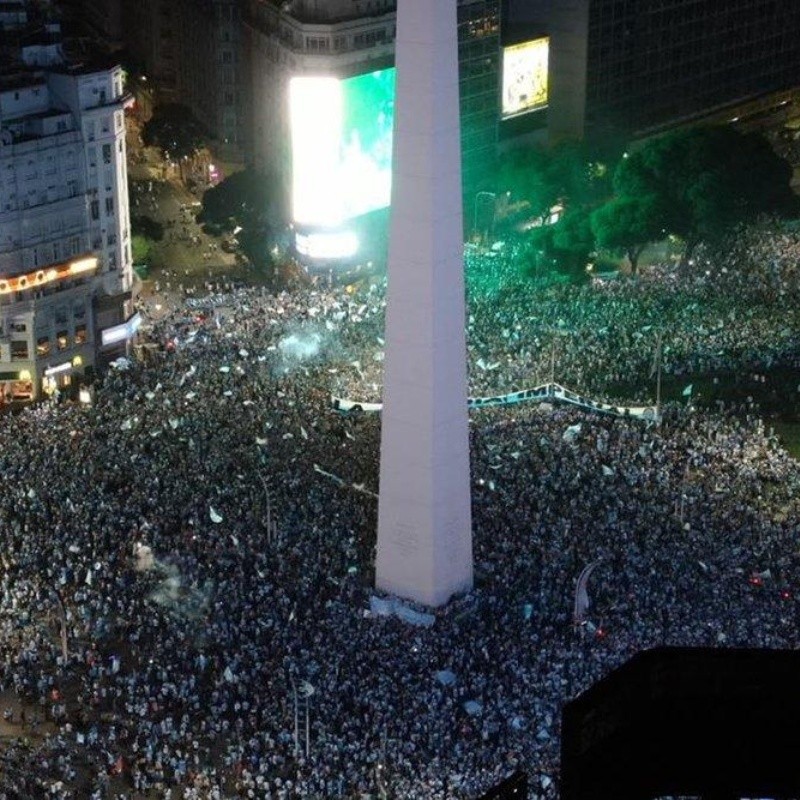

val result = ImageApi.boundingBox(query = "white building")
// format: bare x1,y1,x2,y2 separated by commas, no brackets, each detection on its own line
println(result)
0,27,134,402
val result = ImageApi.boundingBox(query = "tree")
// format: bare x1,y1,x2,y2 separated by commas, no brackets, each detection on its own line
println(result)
497,146,559,220
497,139,613,222
141,103,205,162
551,207,595,275
590,194,667,274
529,207,594,278
201,170,258,225
131,235,152,265
612,126,798,262
200,169,280,272
131,216,164,241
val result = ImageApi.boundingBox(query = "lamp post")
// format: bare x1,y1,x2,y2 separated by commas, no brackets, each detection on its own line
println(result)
289,676,299,756
654,331,664,425
260,476,278,545
545,327,570,385
299,680,315,757
376,762,388,799
288,675,315,758
473,191,496,245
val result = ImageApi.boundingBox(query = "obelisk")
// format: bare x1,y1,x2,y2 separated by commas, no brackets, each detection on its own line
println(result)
376,0,473,607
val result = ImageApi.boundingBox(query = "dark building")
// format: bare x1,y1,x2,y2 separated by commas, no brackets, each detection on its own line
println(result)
71,0,123,51
121,0,179,96
562,648,800,800
175,0,244,159
458,0,502,192
506,0,800,143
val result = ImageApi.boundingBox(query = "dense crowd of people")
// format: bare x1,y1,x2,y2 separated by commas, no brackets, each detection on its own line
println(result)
0,223,799,798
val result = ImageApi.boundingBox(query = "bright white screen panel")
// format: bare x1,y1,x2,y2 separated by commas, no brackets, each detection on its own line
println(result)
502,37,549,120
290,68,396,227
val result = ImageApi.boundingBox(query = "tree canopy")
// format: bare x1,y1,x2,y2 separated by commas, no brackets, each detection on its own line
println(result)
199,169,281,272
496,125,796,279
200,169,276,227
590,194,667,274
497,140,612,221
142,104,206,161
609,126,798,260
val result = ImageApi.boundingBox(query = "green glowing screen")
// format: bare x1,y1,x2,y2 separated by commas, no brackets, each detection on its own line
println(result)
290,67,396,227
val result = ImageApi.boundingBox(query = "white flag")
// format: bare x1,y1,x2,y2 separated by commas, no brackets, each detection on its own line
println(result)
574,559,602,624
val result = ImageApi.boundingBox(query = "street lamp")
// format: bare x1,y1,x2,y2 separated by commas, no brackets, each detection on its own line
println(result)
299,680,315,757
288,676,315,758
473,191,496,245
289,676,299,756
260,476,278,544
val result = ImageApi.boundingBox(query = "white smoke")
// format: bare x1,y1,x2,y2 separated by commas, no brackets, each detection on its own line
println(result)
136,547,211,621
278,331,323,361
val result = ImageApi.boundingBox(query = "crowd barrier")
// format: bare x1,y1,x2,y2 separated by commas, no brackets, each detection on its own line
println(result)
331,382,660,423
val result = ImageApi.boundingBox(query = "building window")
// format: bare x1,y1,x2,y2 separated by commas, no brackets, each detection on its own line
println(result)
10,321,26,333
74,325,87,345
56,331,69,350
91,200,99,220
36,337,50,356
74,305,86,320
102,144,111,164
11,341,28,360
105,197,114,216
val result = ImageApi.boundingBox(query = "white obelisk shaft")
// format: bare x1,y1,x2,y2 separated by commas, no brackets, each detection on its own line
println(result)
376,0,473,607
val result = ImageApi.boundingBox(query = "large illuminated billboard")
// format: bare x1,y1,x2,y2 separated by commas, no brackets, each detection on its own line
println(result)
502,37,549,120
290,68,395,227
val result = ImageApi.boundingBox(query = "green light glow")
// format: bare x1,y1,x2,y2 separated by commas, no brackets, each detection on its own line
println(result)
290,68,396,227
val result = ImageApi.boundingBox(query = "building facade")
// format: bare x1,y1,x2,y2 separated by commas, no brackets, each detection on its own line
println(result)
77,0,123,52
121,0,179,96
0,22,134,402
175,0,245,159
243,0,396,222
242,0,500,225
506,0,800,143
458,0,501,193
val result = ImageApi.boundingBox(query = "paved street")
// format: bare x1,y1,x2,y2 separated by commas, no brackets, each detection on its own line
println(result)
126,120,261,291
